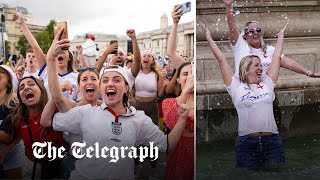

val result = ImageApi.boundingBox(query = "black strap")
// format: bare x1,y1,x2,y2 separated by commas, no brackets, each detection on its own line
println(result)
23,117,37,180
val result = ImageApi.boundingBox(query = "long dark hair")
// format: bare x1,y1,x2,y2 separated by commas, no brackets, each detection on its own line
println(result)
10,76,49,139
175,62,192,96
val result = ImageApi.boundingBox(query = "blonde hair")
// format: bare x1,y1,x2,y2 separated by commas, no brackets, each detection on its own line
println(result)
243,21,267,56
140,54,160,76
67,50,77,72
3,88,18,109
0,67,18,109
239,55,260,83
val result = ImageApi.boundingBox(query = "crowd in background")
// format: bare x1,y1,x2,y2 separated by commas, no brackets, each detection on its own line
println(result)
0,4,194,180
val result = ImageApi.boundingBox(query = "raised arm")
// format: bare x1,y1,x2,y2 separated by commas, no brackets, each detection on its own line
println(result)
199,21,233,86
96,42,118,73
40,99,56,127
167,5,185,68
76,45,87,67
167,104,189,152
267,24,287,83
126,29,141,77
280,56,320,78
46,29,75,112
13,12,46,68
15,54,25,68
177,67,193,106
224,0,240,45
165,72,178,95
157,70,167,97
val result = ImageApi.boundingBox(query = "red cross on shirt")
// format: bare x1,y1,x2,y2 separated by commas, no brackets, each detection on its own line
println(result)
263,54,268,58
69,88,74,95
257,84,264,89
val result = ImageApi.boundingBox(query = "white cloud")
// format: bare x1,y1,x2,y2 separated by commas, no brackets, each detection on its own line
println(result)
0,0,194,38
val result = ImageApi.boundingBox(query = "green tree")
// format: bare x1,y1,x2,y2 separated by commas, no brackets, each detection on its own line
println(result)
16,35,30,56
16,19,56,56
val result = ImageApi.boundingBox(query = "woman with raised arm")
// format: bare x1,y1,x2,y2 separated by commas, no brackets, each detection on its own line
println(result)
40,61,190,179
13,12,81,102
40,29,101,179
95,29,141,89
162,62,194,179
223,0,319,77
0,65,24,179
167,4,187,68
199,20,287,169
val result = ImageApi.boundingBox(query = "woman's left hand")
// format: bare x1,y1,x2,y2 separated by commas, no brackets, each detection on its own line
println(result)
276,22,288,37
178,103,190,120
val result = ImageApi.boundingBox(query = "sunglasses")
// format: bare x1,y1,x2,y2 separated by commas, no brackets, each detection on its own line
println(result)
246,28,262,35
77,65,98,72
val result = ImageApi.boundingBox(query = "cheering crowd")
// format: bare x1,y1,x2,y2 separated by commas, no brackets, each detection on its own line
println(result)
0,4,194,180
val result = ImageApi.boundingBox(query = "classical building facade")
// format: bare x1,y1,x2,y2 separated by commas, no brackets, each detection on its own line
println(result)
0,4,45,58
70,13,194,60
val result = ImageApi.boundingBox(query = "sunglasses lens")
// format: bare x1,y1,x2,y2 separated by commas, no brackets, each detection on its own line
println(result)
247,28,261,34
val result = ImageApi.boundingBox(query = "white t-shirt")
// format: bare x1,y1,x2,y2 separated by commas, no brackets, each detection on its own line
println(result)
23,70,40,79
53,103,167,179
226,75,278,136
232,36,283,76
82,39,96,57
38,64,82,102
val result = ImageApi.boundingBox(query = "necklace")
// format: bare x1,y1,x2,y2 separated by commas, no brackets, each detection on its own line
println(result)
29,115,40,125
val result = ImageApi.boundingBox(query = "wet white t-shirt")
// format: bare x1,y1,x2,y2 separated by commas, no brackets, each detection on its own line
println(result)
232,36,283,76
226,75,278,136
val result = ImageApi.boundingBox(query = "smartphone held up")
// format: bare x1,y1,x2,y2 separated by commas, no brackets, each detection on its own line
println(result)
110,40,118,54
180,1,191,14
54,21,68,40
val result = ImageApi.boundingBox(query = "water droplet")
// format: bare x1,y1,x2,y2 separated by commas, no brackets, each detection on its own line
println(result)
235,10,240,15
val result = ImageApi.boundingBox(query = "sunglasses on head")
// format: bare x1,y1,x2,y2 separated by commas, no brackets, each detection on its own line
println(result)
246,28,262,35
77,65,98,72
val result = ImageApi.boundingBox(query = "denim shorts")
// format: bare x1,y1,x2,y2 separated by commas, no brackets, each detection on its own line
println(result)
235,134,285,169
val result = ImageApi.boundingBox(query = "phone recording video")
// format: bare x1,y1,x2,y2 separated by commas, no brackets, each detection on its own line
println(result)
180,1,191,14
54,22,68,40
110,40,118,54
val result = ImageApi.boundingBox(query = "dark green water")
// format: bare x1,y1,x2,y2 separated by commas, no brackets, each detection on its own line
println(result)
197,134,320,180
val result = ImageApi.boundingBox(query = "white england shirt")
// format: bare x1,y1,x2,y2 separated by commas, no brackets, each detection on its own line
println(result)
226,75,279,136
53,103,167,179
38,64,82,102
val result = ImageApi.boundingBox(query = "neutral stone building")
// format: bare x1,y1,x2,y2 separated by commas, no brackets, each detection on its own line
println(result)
0,4,45,58
196,0,320,142
70,13,194,61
